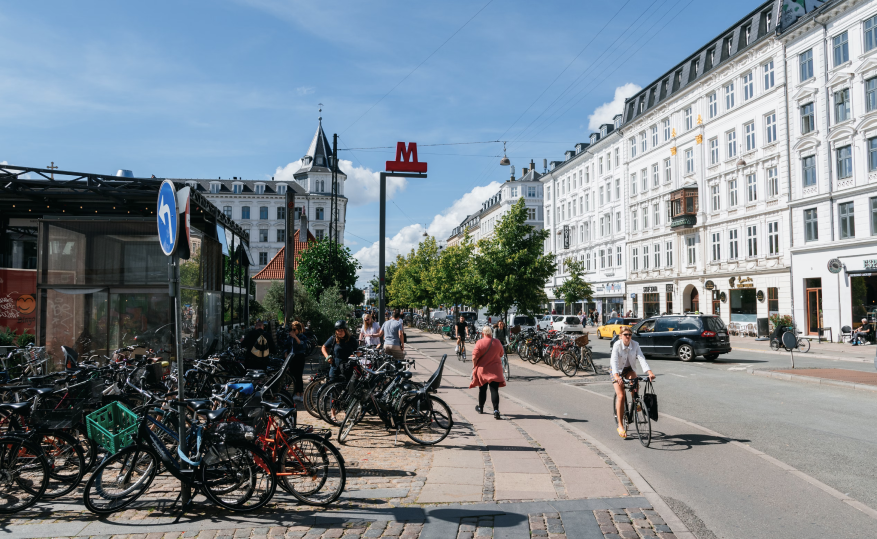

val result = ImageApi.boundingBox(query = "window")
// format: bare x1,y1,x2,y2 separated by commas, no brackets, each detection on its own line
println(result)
729,179,738,207
607,212,613,234
640,132,647,153
804,208,818,241
745,122,756,151
711,232,721,261
277,184,286,194
616,212,621,233
870,138,877,171
259,252,268,265
510,186,518,197
547,186,551,200
743,72,754,101
259,228,268,242
585,193,590,209
276,229,284,242
599,216,605,235
632,210,638,232
711,184,720,211
652,164,659,187
800,103,815,135
653,203,660,226
643,207,649,229
631,174,637,195
651,125,658,146
599,186,604,205
641,170,648,193
836,145,852,179
600,249,605,269
802,155,817,187
839,201,855,239
684,107,693,131
866,15,877,52
233,184,242,194
768,167,779,198
315,229,325,241
643,246,650,269
709,138,719,165
294,207,302,220
615,179,621,199
729,229,739,259
527,207,536,220
800,49,814,81
747,173,757,203
210,183,220,194
833,31,849,66
316,207,324,220
765,113,776,144
686,236,696,265
260,206,268,219
685,148,694,174
867,78,877,113
528,186,537,197
747,225,758,257
615,149,620,167
663,118,671,141
629,138,636,159
763,60,775,90
724,83,735,109
632,248,639,271
277,207,286,220
654,243,661,267
871,197,877,235
607,247,613,267
768,287,779,315
222,206,232,218
547,210,551,225
708,93,717,118
727,130,737,158
617,245,622,266
241,206,250,219
607,154,612,171
768,221,780,255
255,184,265,194
835,88,850,123
666,240,674,266
664,158,671,183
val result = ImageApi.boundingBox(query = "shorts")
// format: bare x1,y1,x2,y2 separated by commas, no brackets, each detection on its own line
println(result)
614,367,635,381
384,345,404,360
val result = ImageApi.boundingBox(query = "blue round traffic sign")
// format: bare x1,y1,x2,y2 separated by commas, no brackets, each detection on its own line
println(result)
157,180,178,256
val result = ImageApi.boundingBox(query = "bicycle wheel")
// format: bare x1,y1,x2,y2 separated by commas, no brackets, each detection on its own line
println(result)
0,437,49,514
552,353,562,370
279,434,346,505
303,379,323,419
797,338,811,353
317,382,347,427
402,395,453,445
633,398,652,448
769,339,780,351
83,445,158,515
338,400,364,444
582,348,598,375
560,352,578,377
38,430,86,498
201,442,276,512
502,355,511,381
70,423,99,471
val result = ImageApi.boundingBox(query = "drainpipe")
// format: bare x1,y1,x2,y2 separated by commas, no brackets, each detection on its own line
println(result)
781,38,798,331
820,21,835,242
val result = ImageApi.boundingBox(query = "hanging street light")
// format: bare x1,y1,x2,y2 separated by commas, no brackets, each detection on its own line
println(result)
500,141,510,166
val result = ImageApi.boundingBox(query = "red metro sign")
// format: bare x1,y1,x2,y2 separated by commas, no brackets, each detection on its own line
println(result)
386,142,427,173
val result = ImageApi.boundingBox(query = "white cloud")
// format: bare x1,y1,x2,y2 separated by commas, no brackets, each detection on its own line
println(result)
296,86,315,96
352,181,501,284
587,83,641,132
273,159,406,207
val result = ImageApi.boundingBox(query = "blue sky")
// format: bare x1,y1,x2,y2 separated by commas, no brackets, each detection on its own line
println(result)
0,0,769,285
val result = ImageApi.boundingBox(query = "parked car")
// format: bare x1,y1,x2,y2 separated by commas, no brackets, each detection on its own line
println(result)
608,314,731,361
537,314,554,330
597,317,641,339
509,314,537,332
553,315,584,333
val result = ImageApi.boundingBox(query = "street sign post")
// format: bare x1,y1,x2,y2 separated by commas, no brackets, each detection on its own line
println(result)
782,330,797,369
379,143,427,326
157,180,178,256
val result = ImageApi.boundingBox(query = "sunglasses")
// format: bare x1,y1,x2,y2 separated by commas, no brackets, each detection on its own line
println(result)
621,333,633,337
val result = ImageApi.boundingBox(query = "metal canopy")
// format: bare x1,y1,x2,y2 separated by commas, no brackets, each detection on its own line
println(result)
0,164,248,241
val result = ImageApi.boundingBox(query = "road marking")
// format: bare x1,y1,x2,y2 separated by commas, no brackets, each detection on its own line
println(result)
668,373,687,378
565,383,877,521
727,367,748,371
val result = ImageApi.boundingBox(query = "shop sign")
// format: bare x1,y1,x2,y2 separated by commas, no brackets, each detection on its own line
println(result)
729,276,754,288
704,280,715,290
643,286,658,292
757,290,765,302
563,225,570,249
864,259,877,270
0,269,37,333
630,293,637,298
666,284,674,293
720,292,727,303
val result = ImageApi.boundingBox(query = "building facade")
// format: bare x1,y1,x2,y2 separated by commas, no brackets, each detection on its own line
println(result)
780,0,877,339
195,119,347,276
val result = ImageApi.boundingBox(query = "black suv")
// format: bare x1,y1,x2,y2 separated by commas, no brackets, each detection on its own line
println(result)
609,314,731,361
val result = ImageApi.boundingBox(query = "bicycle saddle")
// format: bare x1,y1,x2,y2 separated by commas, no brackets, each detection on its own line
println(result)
185,399,212,411
25,387,55,396
269,407,296,419
400,372,413,380
0,401,32,415
197,407,227,423
27,375,55,385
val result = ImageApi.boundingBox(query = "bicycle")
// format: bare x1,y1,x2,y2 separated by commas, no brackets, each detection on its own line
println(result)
501,351,510,381
613,376,654,448
0,435,49,513
769,327,811,353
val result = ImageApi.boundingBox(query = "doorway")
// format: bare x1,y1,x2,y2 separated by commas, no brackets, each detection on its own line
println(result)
690,287,700,313
805,277,822,336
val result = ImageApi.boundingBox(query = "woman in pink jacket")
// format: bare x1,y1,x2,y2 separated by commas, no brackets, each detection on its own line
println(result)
469,325,506,419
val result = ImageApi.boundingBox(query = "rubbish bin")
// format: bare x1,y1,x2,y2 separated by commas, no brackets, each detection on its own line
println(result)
757,317,769,339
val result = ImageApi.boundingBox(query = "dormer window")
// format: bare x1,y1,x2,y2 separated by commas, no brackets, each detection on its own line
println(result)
255,184,265,194
210,183,220,194
233,184,242,194
744,25,751,46
316,156,324,166
601,126,607,137
277,184,287,194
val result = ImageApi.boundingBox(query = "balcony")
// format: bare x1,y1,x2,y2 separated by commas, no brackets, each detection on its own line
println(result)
669,186,698,230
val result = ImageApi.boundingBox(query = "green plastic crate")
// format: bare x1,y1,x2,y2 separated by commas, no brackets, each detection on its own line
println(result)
86,401,139,453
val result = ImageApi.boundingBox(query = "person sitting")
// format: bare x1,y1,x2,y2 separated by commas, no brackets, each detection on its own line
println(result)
852,319,872,346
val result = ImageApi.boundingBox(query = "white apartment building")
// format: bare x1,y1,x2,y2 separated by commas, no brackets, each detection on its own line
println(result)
621,1,792,331
542,116,628,317
780,0,877,340
194,119,347,276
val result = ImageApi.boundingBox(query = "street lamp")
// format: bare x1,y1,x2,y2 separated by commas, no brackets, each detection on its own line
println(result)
500,142,510,166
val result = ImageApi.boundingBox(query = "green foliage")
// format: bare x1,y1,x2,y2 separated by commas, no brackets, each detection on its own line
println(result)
347,288,365,306
15,329,34,347
388,236,440,309
262,281,285,321
474,198,556,318
0,326,15,346
287,284,354,341
769,314,794,330
296,239,361,300
433,236,481,316
555,259,593,310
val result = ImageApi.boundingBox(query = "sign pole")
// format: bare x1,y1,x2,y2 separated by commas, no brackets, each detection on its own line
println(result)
379,172,386,327
171,254,190,504
285,190,295,325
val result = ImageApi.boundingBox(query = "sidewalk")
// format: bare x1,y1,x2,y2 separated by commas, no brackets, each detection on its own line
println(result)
0,333,689,539
729,335,876,363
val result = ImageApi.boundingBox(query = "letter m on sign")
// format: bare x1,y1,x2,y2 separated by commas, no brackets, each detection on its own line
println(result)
386,142,427,173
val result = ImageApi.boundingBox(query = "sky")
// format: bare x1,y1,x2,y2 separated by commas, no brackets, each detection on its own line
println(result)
0,0,770,286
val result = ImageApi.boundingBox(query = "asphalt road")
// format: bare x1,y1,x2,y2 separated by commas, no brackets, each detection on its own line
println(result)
409,331,877,539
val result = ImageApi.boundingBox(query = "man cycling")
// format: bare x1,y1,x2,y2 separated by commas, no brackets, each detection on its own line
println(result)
611,328,655,439
455,314,469,360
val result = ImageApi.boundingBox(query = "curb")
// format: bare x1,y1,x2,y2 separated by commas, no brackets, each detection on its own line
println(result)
746,368,877,393
732,346,873,363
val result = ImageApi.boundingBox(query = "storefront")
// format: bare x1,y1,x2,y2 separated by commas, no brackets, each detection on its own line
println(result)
1,165,251,368
594,281,625,322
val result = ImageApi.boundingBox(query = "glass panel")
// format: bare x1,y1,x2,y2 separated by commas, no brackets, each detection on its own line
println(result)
180,234,202,288
44,289,109,368
181,289,203,358
204,291,221,354
730,289,757,323
108,291,172,352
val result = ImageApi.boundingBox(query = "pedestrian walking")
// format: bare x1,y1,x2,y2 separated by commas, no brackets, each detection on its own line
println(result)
359,313,382,346
494,320,508,346
381,309,406,360
287,321,307,402
470,325,506,420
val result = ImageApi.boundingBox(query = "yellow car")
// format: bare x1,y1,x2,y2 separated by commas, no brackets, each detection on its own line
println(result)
597,317,641,339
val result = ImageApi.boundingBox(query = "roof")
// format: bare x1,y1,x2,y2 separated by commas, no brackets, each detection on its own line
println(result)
171,178,310,197
252,228,317,280
294,119,346,178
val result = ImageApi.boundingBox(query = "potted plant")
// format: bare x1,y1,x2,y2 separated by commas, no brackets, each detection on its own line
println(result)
0,326,17,356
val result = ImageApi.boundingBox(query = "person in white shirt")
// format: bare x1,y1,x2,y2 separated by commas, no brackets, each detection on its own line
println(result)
359,314,382,347
611,328,655,439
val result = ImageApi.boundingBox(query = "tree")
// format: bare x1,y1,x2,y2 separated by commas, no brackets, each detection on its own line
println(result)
296,239,361,300
433,236,480,321
262,281,285,321
554,259,593,314
347,287,365,306
474,198,556,321
392,236,440,310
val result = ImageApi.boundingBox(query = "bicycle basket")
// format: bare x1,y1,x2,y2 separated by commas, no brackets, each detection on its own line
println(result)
574,334,589,346
85,401,139,452
642,391,658,422
207,421,255,444
31,397,88,430
130,363,163,388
